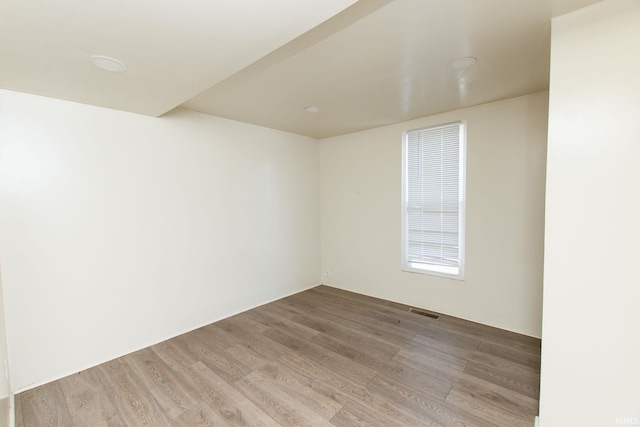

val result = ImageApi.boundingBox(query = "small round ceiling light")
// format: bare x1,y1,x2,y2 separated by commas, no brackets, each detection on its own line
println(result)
88,55,127,72
448,56,477,71
304,105,320,113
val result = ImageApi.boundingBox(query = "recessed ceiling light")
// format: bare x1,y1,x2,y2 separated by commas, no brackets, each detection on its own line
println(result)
88,55,127,73
448,57,477,71
304,106,320,113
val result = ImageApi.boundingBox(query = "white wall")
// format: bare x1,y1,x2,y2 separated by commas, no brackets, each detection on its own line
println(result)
0,89,321,392
319,92,548,337
539,1,640,426
0,265,9,427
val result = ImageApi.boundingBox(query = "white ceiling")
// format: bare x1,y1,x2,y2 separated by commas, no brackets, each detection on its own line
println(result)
1,0,600,138
0,0,358,117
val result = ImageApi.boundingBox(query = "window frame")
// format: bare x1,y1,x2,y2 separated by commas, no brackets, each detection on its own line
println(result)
401,121,467,280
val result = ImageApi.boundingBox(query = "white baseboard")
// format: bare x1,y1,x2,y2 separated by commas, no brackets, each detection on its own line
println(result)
534,415,539,427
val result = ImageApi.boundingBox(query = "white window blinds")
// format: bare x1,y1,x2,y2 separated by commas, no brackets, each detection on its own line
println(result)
403,122,465,278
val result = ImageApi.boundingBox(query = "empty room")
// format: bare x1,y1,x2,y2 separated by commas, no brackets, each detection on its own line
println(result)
0,0,638,426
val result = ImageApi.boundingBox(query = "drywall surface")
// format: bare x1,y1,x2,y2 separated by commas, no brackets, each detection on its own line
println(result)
319,92,548,337
0,89,320,391
539,1,640,426
0,264,9,427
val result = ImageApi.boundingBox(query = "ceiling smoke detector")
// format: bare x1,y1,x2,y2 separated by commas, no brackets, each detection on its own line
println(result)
88,55,127,73
448,57,477,71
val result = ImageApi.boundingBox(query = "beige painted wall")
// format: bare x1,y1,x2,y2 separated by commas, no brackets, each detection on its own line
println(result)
539,1,640,425
0,89,321,392
319,92,548,337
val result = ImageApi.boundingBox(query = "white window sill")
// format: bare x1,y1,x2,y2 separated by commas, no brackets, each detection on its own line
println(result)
403,263,464,280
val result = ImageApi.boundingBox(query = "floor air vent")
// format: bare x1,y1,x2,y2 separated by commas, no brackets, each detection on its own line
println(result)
409,308,440,319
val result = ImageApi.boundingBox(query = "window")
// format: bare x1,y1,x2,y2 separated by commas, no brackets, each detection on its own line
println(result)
402,121,466,279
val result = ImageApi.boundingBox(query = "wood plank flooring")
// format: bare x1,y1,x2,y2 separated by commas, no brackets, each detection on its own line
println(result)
15,285,541,426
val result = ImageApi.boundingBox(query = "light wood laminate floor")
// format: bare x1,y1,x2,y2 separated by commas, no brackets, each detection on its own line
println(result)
16,285,541,426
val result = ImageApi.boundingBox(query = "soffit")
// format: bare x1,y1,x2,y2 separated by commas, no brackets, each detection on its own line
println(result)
0,0,358,116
